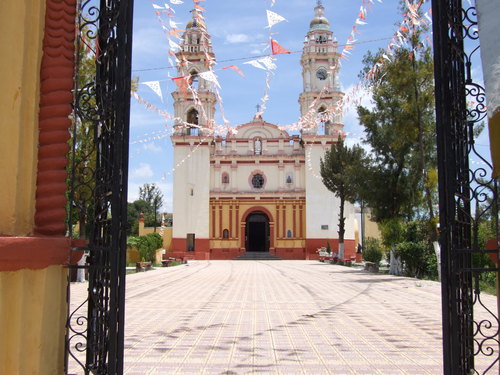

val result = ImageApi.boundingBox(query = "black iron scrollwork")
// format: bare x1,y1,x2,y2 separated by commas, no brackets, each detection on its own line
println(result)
66,0,134,374
433,0,499,374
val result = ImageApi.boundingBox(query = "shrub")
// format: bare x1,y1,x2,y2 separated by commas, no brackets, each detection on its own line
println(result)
363,237,383,265
136,233,163,263
395,240,436,278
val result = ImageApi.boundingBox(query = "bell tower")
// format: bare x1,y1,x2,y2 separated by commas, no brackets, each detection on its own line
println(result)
301,2,354,260
299,1,344,136
172,8,217,136
170,8,214,259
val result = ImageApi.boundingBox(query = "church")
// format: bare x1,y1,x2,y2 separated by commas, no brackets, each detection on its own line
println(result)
169,2,357,260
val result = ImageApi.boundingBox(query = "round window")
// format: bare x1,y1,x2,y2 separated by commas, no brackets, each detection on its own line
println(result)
252,173,265,189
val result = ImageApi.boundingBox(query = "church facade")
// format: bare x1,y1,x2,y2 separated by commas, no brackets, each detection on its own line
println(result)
170,3,357,260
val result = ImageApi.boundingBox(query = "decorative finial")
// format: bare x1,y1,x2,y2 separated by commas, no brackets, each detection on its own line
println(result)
317,0,323,6
256,104,262,112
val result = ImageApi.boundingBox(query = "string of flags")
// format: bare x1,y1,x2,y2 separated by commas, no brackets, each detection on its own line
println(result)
133,0,437,180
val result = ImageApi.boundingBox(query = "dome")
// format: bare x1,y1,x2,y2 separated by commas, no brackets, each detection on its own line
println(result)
186,18,205,29
310,17,330,28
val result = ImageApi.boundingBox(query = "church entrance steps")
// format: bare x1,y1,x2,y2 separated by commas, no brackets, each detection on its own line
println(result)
233,252,282,260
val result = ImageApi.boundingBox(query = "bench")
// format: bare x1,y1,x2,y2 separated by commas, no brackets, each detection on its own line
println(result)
364,261,379,273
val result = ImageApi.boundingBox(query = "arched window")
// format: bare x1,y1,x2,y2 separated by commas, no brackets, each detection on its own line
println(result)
317,106,330,135
286,229,293,238
286,174,293,184
186,108,199,136
254,138,262,155
317,35,326,44
252,173,264,189
189,70,199,89
222,173,229,184
222,229,229,239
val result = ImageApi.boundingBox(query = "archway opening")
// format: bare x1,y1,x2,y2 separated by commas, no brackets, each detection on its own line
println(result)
245,211,269,252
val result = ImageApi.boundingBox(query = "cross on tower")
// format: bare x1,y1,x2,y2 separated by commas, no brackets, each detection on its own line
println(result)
317,0,323,6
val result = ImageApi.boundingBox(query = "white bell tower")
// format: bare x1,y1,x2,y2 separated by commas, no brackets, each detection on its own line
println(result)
170,9,215,257
300,1,355,258
172,8,217,137
299,0,344,136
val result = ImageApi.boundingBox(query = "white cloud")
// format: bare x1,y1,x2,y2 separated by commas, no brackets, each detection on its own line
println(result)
225,33,250,44
143,142,163,153
130,162,154,179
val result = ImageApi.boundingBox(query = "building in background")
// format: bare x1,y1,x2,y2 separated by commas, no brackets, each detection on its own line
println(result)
170,3,357,260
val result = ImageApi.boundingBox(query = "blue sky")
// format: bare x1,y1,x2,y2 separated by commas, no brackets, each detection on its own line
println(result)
128,0,436,211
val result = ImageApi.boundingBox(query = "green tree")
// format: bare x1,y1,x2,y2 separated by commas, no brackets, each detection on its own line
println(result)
126,200,149,235
130,233,163,263
356,3,436,227
320,136,366,258
138,183,164,228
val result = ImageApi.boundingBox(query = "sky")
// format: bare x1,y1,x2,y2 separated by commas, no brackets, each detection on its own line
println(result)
127,0,484,212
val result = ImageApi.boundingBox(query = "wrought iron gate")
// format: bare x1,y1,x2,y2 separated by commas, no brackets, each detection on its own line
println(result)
66,0,134,373
433,0,499,373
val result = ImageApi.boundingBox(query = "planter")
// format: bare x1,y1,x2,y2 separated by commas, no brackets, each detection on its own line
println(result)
135,261,152,272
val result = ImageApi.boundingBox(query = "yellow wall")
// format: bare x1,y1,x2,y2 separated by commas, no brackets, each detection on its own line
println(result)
0,2,69,375
138,222,173,251
209,199,306,246
363,209,382,242
0,266,67,375
0,0,46,236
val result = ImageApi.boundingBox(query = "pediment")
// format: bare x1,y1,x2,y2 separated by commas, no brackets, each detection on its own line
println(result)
233,120,289,139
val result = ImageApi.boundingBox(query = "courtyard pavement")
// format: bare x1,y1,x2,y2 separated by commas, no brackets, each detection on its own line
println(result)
68,260,497,374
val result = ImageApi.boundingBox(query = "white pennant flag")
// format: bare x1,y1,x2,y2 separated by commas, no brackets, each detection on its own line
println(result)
168,38,181,51
164,3,175,13
143,81,163,102
244,59,267,70
169,19,181,28
152,4,164,9
257,56,277,71
266,10,287,28
170,0,183,4
198,70,221,89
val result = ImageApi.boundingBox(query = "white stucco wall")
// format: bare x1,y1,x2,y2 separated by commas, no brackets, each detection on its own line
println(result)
172,143,210,238
304,143,355,240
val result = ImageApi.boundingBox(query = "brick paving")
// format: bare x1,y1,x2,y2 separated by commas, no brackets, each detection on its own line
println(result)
68,260,498,374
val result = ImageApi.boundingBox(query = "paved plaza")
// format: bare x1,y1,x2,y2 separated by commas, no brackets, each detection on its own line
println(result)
68,260,497,374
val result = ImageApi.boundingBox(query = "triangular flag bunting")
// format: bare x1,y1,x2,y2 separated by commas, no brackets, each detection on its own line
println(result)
143,80,163,102
271,39,291,55
198,70,221,88
171,76,189,97
222,65,245,77
266,10,287,28
243,59,267,70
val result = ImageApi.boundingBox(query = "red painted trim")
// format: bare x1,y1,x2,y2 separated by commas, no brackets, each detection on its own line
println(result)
299,205,304,237
0,236,70,271
282,206,286,238
235,206,239,238
35,0,77,235
276,205,280,239
293,205,296,237
229,205,232,238
218,205,222,238
305,238,356,260
211,205,215,238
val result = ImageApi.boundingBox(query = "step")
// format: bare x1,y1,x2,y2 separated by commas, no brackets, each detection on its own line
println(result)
234,252,282,260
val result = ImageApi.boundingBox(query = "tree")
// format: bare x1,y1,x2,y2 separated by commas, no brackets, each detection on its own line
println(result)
126,200,149,235
356,4,436,226
320,136,366,259
138,183,164,228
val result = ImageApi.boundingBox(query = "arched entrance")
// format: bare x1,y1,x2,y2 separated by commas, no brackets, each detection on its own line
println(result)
245,211,270,253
